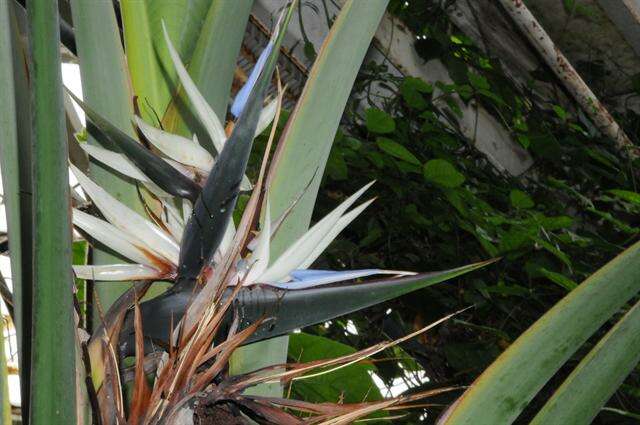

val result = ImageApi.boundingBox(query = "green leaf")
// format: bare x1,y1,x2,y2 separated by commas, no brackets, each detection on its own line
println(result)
404,76,433,93
229,0,390,395
70,0,147,311
366,150,385,168
553,104,568,121
538,268,577,291
534,237,572,269
0,3,33,410
498,226,534,253
365,107,396,134
288,333,383,404
121,0,212,122
509,189,534,209
400,77,431,110
28,1,76,421
423,159,465,188
609,189,640,205
535,215,573,231
344,136,362,150
562,0,597,18
455,84,473,100
440,240,640,425
326,150,348,180
304,40,317,61
531,299,640,424
468,72,490,90
376,137,421,165
73,241,89,317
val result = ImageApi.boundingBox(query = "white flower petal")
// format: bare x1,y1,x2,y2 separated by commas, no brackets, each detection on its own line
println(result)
255,97,278,137
164,158,198,181
134,116,214,172
73,264,161,281
70,164,180,265
162,21,227,154
240,175,253,192
73,209,158,266
81,143,172,198
81,143,149,182
297,198,375,270
258,181,375,283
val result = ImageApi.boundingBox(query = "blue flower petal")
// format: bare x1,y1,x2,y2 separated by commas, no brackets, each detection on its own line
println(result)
268,269,413,290
231,41,274,118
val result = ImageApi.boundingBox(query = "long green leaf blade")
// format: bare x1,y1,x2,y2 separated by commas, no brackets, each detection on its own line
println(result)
121,0,167,123
0,3,32,414
0,0,19,336
70,0,146,311
121,0,212,122
530,299,640,425
267,0,389,257
233,0,390,395
28,1,76,422
439,241,640,425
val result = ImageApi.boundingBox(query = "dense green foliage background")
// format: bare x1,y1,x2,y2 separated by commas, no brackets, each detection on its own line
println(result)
245,1,640,423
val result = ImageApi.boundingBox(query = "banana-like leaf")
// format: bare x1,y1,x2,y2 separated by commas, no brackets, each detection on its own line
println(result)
530,298,640,424
438,240,640,425
14,0,75,53
267,0,388,258
161,0,253,153
70,0,145,310
68,91,201,203
118,261,493,357
120,0,212,122
234,0,390,395
175,5,294,288
28,1,77,422
0,2,32,412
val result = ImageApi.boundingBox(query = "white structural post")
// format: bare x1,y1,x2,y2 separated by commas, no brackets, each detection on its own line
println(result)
499,0,638,157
